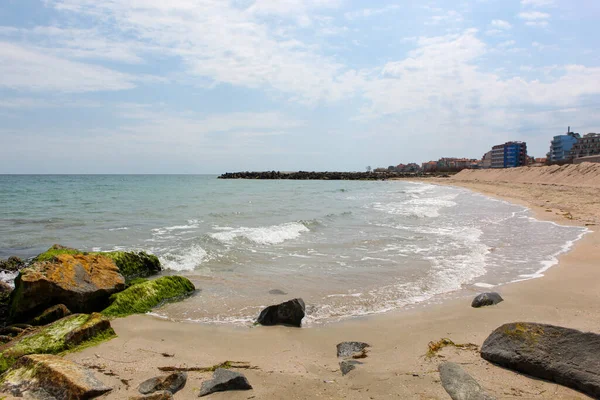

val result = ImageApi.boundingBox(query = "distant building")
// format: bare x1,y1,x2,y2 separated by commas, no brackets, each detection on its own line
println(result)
421,161,438,172
490,141,527,168
548,127,580,162
480,151,492,169
570,133,600,159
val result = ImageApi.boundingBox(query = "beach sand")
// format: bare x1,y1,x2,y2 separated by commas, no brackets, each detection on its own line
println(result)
63,175,600,399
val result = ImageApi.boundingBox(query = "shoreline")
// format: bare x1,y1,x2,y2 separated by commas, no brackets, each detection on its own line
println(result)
64,180,600,399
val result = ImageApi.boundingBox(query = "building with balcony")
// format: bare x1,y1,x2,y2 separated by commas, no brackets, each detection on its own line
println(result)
548,128,580,162
490,141,527,168
570,133,600,159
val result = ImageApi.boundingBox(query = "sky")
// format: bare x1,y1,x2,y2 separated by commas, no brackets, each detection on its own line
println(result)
1,0,599,173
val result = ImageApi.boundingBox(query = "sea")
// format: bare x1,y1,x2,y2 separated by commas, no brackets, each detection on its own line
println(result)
0,175,588,325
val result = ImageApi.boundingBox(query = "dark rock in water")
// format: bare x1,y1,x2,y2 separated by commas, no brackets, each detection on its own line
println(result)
471,292,503,308
336,342,370,359
0,281,12,295
339,360,363,376
0,256,25,272
256,298,305,327
130,391,174,400
438,362,495,400
29,304,72,326
9,252,125,322
481,322,600,398
199,368,252,397
268,289,287,295
0,354,112,399
138,372,187,395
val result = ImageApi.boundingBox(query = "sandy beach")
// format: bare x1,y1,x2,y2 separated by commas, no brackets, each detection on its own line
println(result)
63,170,600,399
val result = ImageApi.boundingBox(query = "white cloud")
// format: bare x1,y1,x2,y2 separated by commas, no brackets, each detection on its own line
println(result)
42,0,360,104
0,41,136,92
427,10,463,25
490,19,512,30
521,0,554,7
498,40,516,48
518,11,550,20
344,5,400,20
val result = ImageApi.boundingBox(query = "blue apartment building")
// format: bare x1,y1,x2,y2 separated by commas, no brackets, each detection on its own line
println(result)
548,128,580,162
491,141,527,168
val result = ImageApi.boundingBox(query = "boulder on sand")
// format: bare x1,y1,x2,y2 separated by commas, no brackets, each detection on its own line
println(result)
9,252,125,321
438,362,495,400
101,276,195,318
256,298,305,327
339,360,362,376
481,322,600,398
0,354,112,399
130,391,174,400
0,313,115,372
29,304,72,326
336,342,370,359
199,368,252,397
471,292,503,308
138,372,187,395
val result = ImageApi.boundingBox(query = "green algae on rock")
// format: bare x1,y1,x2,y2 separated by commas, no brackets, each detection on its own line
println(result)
96,251,161,281
29,304,72,326
32,244,81,262
0,313,115,373
0,354,112,399
102,276,195,318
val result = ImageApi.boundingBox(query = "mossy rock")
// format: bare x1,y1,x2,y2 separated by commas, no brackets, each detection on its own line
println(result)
102,276,195,318
0,313,115,373
29,304,72,326
32,244,81,262
33,245,162,282
95,251,161,281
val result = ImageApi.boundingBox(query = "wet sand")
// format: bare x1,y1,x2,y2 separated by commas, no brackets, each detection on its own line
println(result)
65,177,600,399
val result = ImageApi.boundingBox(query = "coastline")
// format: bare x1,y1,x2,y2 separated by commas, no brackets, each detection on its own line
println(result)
64,180,600,399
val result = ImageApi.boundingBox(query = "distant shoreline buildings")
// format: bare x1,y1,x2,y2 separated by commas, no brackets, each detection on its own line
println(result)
379,126,599,174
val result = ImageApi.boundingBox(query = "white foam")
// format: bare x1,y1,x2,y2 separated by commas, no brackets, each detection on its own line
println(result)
0,271,18,288
372,194,457,218
108,227,129,231
473,282,495,288
160,245,208,271
210,222,309,245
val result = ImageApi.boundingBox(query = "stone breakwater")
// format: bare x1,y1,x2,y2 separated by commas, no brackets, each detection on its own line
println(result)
218,171,439,180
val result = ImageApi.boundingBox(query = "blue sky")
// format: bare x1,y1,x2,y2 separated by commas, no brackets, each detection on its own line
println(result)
1,0,599,173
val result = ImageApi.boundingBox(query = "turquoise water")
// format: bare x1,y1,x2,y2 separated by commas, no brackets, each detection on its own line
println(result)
0,175,588,324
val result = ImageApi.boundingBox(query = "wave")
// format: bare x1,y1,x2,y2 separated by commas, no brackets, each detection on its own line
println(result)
372,194,457,218
209,222,310,245
160,245,208,271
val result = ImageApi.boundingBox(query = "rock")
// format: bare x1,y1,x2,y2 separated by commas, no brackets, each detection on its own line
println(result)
29,304,72,326
130,391,174,400
0,354,112,399
268,289,287,295
0,256,26,272
138,372,187,395
0,313,115,372
256,298,305,327
471,292,503,308
481,322,600,398
438,362,495,400
9,252,126,321
339,360,362,376
336,342,370,359
95,251,161,282
33,244,162,283
101,276,195,318
199,368,252,397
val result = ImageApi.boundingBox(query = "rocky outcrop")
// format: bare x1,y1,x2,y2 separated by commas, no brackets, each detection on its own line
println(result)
0,354,112,399
9,253,125,321
32,245,162,282
256,298,305,327
95,251,161,282
438,362,495,400
0,313,115,372
336,342,370,359
199,368,252,397
29,304,72,326
101,276,195,318
481,322,600,398
137,372,186,395
0,256,25,272
471,293,503,308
